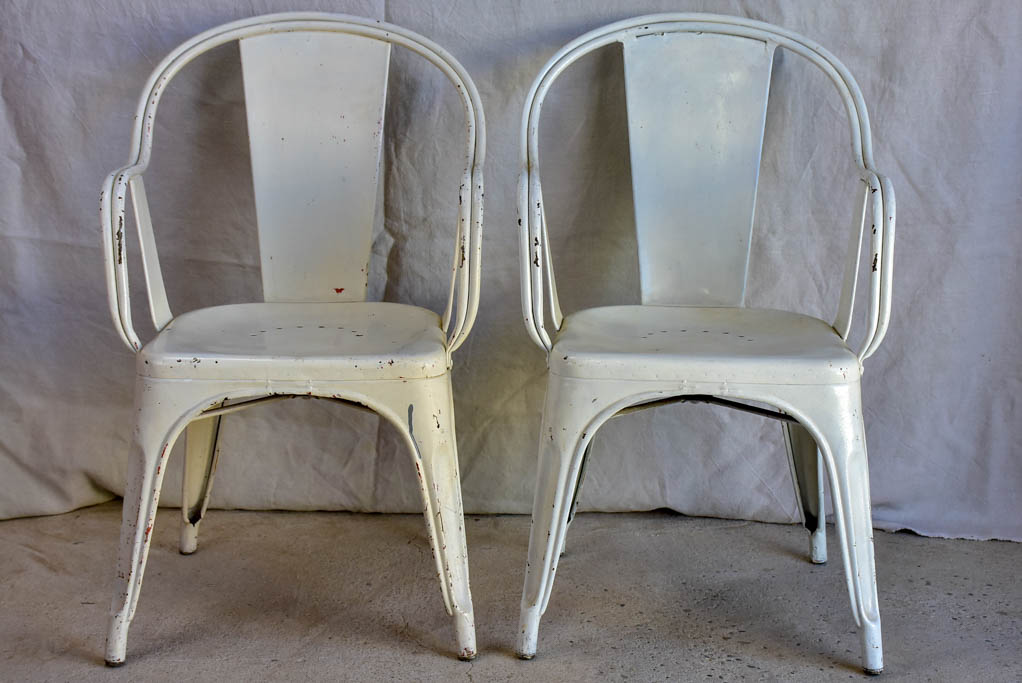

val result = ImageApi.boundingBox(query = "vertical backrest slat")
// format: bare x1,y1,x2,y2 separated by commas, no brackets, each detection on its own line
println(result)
623,31,774,306
240,31,390,302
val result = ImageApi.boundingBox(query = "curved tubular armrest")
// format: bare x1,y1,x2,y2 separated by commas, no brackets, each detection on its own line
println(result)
100,164,145,351
446,168,486,355
441,169,472,336
101,13,485,355
517,170,549,351
858,169,885,362
527,168,553,350
517,13,887,358
857,171,895,361
833,168,896,362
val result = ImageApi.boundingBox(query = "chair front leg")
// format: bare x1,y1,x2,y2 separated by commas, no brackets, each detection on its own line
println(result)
373,375,476,660
105,382,187,666
517,375,618,660
786,382,883,675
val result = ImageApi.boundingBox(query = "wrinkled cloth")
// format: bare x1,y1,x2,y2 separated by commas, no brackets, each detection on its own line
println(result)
0,0,1019,541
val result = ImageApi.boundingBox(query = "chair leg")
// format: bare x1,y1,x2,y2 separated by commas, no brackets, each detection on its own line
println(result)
378,376,476,660
559,441,592,558
180,408,224,554
517,376,615,660
105,385,185,667
796,383,883,674
782,422,827,564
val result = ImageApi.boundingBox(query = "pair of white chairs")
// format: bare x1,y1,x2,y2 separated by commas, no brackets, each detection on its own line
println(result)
101,12,894,675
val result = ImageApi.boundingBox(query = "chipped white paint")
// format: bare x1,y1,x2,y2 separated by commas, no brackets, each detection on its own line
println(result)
100,12,484,666
515,14,894,675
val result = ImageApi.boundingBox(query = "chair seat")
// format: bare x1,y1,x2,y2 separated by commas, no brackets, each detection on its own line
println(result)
550,306,860,385
138,302,448,381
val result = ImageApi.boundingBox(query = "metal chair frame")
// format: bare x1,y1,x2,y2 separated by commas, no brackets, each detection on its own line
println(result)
515,14,895,674
100,12,484,665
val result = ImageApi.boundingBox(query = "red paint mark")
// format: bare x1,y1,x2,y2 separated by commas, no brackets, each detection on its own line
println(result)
334,287,345,293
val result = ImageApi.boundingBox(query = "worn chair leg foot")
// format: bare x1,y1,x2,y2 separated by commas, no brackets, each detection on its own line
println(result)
104,612,129,667
861,619,883,674
454,609,476,660
180,522,200,555
809,523,827,564
516,604,541,659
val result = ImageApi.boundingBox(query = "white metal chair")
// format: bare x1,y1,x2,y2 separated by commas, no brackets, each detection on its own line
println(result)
515,14,895,674
100,13,484,665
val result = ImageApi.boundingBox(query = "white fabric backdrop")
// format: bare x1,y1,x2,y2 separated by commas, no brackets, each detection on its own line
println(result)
1,0,1019,541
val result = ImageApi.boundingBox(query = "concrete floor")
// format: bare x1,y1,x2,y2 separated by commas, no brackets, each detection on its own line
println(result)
0,504,1018,681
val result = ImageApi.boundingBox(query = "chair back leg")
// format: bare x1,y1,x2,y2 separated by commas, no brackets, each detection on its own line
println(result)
782,421,828,564
179,407,225,554
560,440,593,558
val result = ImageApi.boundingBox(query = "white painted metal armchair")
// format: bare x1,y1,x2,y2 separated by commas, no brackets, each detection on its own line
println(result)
515,14,895,674
100,13,484,665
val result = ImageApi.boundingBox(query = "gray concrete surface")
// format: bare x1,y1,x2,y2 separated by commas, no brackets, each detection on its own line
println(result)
1,503,1018,681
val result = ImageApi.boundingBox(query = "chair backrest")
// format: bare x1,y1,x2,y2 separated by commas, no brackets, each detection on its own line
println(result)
519,14,890,357
623,31,774,306
241,31,390,303
102,13,485,354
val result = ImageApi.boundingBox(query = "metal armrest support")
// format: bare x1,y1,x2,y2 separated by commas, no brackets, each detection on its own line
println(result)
858,170,895,361
100,164,147,351
833,167,896,363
